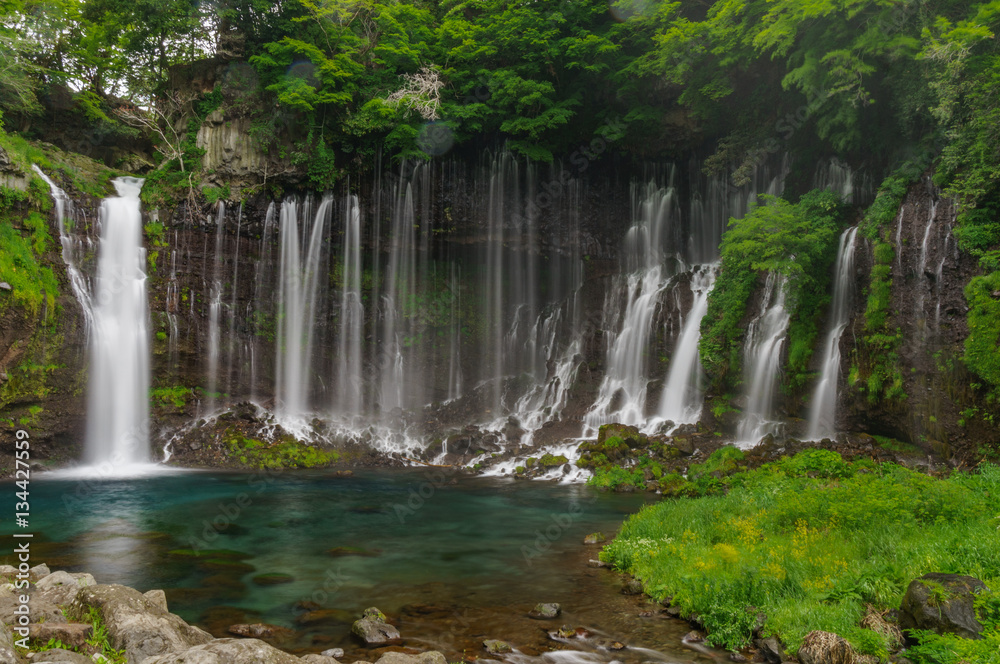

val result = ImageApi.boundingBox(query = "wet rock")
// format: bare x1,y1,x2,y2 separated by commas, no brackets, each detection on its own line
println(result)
72,584,213,663
352,607,401,646
482,639,512,655
728,654,748,663
597,423,642,447
142,637,302,664
899,573,987,639
621,576,643,595
583,532,606,544
665,606,682,617
321,649,345,659
587,559,607,568
28,623,93,647
683,631,704,643
797,631,855,664
598,640,626,651
528,603,561,619
756,635,787,664
228,623,295,639
553,626,575,639
374,652,447,664
672,436,695,455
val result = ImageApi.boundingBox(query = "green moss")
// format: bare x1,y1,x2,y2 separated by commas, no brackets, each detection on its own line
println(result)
963,271,1000,392
0,220,59,316
203,185,231,205
538,453,569,467
150,386,193,409
223,432,340,469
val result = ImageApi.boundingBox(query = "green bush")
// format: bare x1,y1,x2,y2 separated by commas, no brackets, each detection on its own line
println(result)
700,191,846,391
0,220,59,315
963,271,1000,390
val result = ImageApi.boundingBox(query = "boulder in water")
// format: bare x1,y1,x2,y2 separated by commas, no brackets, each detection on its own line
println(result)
483,639,512,655
375,652,447,664
352,607,401,645
528,603,561,619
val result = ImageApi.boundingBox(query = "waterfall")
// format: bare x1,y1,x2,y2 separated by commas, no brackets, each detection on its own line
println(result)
334,195,364,417
84,178,151,467
275,196,332,422
806,227,859,441
656,264,718,427
735,273,790,447
585,181,679,430
205,202,224,414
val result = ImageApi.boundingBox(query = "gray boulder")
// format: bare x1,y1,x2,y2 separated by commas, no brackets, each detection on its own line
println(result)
72,584,212,664
483,640,512,655
28,622,92,647
375,653,446,664
143,590,168,613
351,618,401,646
0,593,65,624
320,650,344,659
300,656,339,664
29,648,92,664
528,603,560,619
28,564,50,581
0,622,17,664
140,638,302,664
36,571,90,605
899,573,987,640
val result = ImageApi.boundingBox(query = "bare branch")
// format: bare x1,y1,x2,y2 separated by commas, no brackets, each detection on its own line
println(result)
385,66,445,121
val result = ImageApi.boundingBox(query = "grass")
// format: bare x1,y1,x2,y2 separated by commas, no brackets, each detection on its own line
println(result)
600,449,1000,659
150,386,193,409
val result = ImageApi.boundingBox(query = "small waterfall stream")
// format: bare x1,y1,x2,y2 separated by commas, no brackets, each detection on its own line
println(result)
335,195,364,418
655,264,718,428
736,273,790,447
806,227,859,441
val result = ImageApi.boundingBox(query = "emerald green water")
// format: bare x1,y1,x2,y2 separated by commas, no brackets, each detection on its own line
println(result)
8,469,712,662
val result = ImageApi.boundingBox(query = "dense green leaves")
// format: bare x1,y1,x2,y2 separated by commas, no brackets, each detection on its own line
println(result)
700,191,846,390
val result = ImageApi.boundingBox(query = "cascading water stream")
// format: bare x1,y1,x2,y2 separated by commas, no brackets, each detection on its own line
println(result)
806,227,859,441
585,181,678,430
275,196,332,423
84,178,152,467
206,203,224,414
655,264,718,428
735,273,790,447
334,195,364,417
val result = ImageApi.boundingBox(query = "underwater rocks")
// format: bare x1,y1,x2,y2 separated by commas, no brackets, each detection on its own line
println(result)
527,603,561,620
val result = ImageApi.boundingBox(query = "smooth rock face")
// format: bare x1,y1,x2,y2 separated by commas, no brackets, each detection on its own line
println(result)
143,589,169,613
72,584,213,664
899,573,987,639
29,564,51,581
374,652,447,664
28,622,93,647
797,631,855,664
756,636,786,664
141,637,303,664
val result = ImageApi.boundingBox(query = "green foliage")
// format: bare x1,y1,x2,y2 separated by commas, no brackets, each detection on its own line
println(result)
150,386,192,409
964,271,1000,391
601,454,1000,655
202,185,231,206
701,191,845,391
223,432,340,469
0,220,59,316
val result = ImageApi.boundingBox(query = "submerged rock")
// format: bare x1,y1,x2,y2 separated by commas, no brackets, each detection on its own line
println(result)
899,573,987,639
228,623,295,639
528,603,561,619
374,652,447,664
483,639,512,655
583,532,606,544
